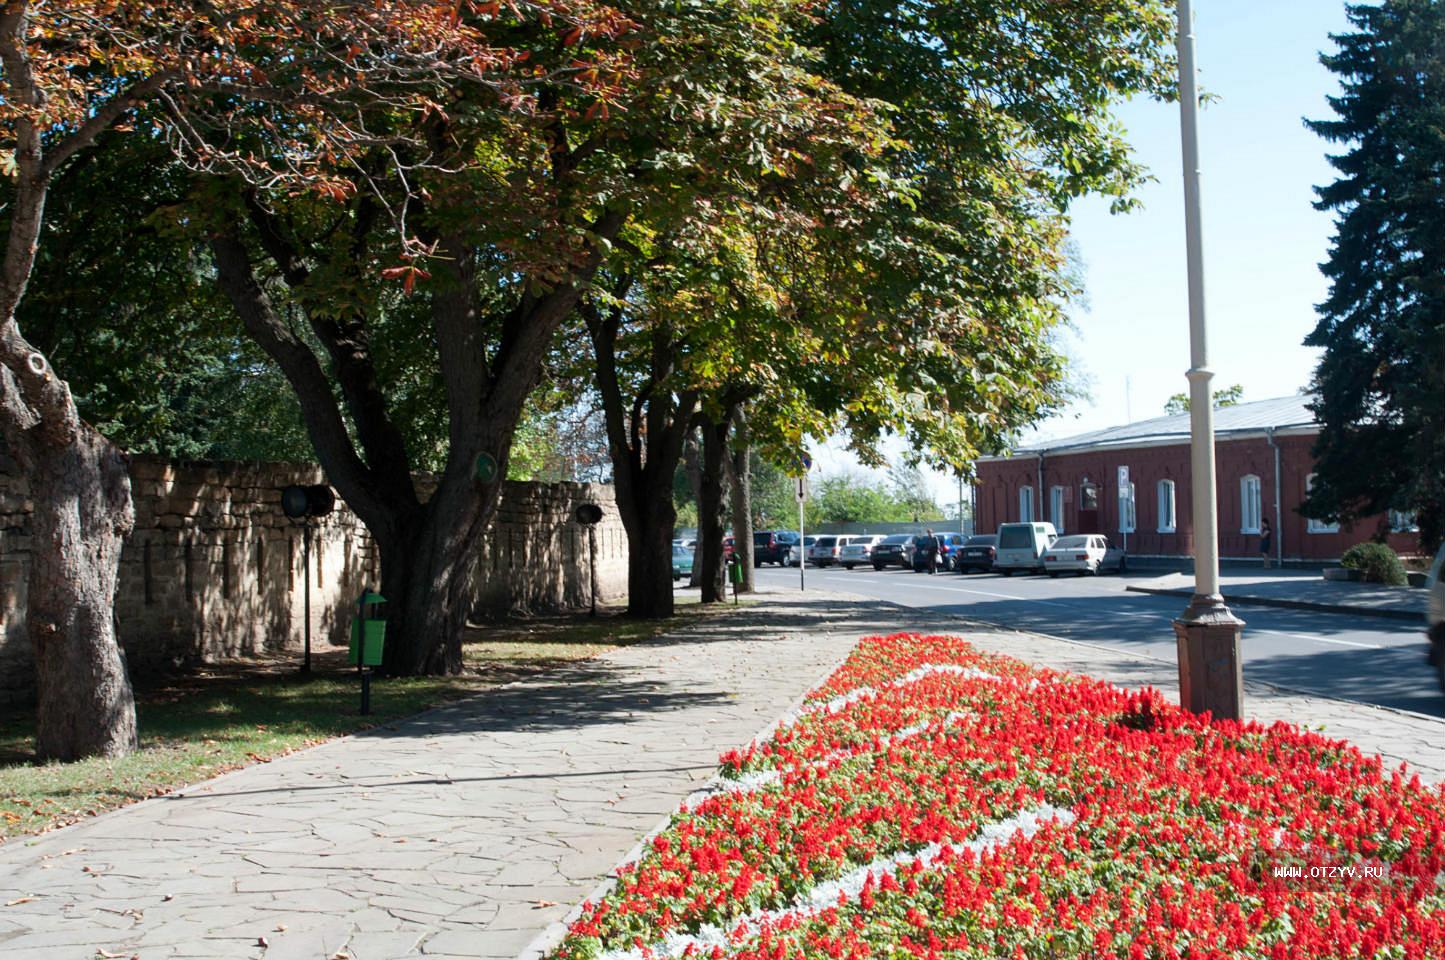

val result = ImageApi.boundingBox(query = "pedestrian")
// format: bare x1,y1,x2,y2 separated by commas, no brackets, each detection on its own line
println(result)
1260,517,1272,569
925,528,938,575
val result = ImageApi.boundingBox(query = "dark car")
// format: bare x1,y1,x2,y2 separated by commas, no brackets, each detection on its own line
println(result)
753,530,798,566
870,534,913,570
955,534,998,574
911,532,966,572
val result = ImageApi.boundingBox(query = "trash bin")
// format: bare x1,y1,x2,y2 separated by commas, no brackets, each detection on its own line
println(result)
727,557,744,585
349,591,387,667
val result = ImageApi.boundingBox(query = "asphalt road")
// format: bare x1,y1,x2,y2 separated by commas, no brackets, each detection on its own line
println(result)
755,561,1444,719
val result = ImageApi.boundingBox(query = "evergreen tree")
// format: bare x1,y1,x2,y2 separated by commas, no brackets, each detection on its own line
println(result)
1303,0,1445,551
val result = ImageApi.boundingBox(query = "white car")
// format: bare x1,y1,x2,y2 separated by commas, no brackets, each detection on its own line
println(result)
1042,534,1126,576
838,535,884,570
808,535,855,567
1426,543,1444,693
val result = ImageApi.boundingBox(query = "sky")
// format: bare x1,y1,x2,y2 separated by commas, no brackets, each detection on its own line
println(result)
814,0,1358,511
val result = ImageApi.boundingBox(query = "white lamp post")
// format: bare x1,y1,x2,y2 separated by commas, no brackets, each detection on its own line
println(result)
1173,0,1245,720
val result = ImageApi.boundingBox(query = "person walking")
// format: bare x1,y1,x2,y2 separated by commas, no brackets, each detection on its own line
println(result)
1260,517,1273,569
925,527,938,574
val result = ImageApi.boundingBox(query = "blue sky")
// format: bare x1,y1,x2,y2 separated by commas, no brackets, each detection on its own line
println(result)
1040,0,1353,441
813,0,1358,508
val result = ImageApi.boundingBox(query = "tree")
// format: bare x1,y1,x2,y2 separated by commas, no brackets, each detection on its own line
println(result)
0,2,212,761
1163,383,1244,416
1302,0,1445,551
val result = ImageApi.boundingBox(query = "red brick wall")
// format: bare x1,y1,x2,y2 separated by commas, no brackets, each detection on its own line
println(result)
975,434,1420,561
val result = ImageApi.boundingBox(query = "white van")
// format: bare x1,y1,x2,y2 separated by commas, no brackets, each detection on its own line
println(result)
993,522,1058,575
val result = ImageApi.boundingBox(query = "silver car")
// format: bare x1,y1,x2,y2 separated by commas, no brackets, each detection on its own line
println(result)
808,535,855,567
838,535,884,570
1041,534,1126,576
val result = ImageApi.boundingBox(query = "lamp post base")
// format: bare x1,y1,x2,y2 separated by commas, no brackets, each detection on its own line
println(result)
1173,593,1245,721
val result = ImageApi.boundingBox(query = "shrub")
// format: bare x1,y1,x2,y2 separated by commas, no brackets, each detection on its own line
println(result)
1340,542,1408,585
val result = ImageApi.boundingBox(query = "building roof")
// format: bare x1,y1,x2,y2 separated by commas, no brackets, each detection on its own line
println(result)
1006,394,1317,456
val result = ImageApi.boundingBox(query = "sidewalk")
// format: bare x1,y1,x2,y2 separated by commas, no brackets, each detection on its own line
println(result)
1126,569,1427,621
0,589,1440,960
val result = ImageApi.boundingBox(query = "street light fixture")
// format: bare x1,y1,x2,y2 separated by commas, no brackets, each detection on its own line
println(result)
1173,0,1245,720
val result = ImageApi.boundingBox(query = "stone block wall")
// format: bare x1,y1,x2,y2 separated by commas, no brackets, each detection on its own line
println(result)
0,456,626,706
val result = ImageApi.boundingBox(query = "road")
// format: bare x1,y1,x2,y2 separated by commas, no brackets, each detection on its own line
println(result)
754,562,1443,719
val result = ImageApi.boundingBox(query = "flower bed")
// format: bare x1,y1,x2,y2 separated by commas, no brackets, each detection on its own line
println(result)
552,633,1445,959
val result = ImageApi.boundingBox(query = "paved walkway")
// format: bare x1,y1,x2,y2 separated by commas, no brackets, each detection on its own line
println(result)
1,589,1440,960
1127,570,1427,621
0,593,902,960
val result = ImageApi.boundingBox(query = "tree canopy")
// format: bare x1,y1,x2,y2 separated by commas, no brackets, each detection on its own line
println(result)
1302,0,1445,550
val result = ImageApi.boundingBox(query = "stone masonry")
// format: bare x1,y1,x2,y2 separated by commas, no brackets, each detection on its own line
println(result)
0,456,625,706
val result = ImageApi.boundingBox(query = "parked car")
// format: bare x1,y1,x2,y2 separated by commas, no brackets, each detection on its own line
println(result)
786,536,816,567
1427,543,1445,693
808,535,855,567
838,535,885,570
870,534,913,570
753,530,798,566
909,532,966,572
672,543,694,582
1042,534,1126,576
955,534,998,574
993,522,1058,575
723,536,735,559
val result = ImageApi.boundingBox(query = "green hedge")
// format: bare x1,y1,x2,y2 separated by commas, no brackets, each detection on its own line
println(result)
1340,542,1408,585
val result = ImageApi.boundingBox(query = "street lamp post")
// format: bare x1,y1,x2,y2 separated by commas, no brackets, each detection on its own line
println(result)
1173,0,1244,720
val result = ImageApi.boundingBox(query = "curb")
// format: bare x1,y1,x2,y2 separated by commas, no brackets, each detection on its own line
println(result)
513,592,865,960
1125,585,1425,623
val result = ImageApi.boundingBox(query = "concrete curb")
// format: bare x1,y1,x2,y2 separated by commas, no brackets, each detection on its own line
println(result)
1125,585,1425,623
514,592,864,960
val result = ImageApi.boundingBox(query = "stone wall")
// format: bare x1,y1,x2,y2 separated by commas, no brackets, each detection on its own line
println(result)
0,456,626,706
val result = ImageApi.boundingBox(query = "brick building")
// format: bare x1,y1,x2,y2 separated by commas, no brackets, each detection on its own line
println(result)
974,395,1419,563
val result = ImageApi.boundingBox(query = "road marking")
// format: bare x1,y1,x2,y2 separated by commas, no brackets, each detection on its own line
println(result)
1250,628,1382,650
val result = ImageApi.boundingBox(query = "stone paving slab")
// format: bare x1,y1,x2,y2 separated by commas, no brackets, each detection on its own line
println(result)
1127,570,1427,621
0,592,902,960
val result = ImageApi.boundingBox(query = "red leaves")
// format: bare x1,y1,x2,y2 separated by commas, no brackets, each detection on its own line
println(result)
380,263,431,295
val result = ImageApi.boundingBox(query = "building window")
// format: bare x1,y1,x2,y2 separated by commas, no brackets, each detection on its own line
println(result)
1240,475,1262,534
1389,509,1418,533
1119,482,1136,533
1080,482,1098,511
1049,486,1065,534
1019,486,1034,522
1305,474,1339,533
1157,480,1176,533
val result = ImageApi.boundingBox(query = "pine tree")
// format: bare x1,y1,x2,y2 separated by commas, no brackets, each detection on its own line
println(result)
1303,0,1445,551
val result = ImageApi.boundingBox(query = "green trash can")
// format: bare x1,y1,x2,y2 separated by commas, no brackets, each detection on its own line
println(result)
727,557,744,585
349,590,387,667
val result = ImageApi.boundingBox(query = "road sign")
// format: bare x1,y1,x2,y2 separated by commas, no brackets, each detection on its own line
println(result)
795,476,808,503
1117,465,1129,488
476,452,500,484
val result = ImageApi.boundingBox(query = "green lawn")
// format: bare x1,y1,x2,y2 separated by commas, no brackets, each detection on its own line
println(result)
0,599,724,841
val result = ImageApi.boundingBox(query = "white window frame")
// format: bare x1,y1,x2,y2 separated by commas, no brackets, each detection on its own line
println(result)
1019,486,1034,522
1118,482,1136,534
1305,474,1339,533
1049,485,1065,534
1156,479,1176,533
1240,475,1262,534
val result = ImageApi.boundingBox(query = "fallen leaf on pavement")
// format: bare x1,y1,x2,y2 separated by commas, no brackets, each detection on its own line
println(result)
5,897,35,906
532,899,559,909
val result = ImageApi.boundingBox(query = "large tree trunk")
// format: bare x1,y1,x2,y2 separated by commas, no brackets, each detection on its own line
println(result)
0,14,147,761
24,426,138,761
684,430,704,589
698,413,729,603
619,496,678,619
723,409,755,593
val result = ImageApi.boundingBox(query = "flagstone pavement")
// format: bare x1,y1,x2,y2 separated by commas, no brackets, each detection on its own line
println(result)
1,588,1440,960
